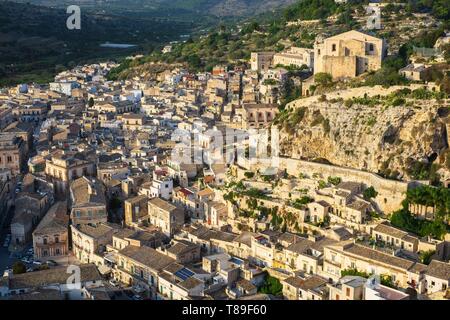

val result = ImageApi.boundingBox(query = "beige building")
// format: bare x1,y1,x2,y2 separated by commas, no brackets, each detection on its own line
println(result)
157,239,201,264
282,275,329,300
399,63,431,81
322,241,427,290
328,275,409,300
121,113,145,131
148,198,185,237
250,52,275,72
70,177,107,226
157,264,204,300
372,222,419,252
314,30,386,79
32,202,69,261
273,47,314,70
0,133,26,175
113,245,175,299
45,151,95,196
71,222,119,264
124,195,149,226
242,104,279,129
424,260,450,294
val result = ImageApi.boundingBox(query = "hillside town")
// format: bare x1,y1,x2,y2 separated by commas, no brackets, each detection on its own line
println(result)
0,15,450,302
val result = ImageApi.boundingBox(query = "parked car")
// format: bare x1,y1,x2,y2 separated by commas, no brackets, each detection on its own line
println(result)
33,260,42,265
3,269,12,277
46,260,57,266
21,257,30,264
132,295,143,300
109,279,119,287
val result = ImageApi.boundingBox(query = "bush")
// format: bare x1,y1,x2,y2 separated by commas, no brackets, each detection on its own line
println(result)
318,180,327,189
363,186,378,200
327,176,341,186
12,261,26,274
244,171,255,179
259,275,283,296
419,250,436,265
314,72,333,87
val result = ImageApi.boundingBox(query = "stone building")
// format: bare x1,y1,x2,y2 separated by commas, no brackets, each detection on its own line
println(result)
398,63,431,81
32,201,69,262
71,222,119,264
0,133,26,175
273,47,314,70
124,195,149,226
250,52,275,72
70,177,107,226
45,150,95,196
242,103,279,129
148,197,185,237
314,30,386,79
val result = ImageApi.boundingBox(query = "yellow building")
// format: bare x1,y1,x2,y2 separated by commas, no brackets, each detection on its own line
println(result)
314,30,386,79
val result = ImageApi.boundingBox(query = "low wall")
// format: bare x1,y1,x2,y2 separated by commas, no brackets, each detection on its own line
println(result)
238,157,413,213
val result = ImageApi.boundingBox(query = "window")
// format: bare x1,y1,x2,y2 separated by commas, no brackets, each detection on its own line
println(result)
55,236,59,243
332,44,336,52
369,43,374,51
43,238,47,245
346,288,350,297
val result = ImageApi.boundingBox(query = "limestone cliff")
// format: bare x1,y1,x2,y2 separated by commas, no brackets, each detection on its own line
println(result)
276,86,450,181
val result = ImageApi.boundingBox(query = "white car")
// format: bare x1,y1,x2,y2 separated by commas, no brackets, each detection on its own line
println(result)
33,260,42,265
109,279,119,287
3,269,12,277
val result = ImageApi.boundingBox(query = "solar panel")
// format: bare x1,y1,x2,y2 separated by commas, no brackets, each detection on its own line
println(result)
230,257,243,265
175,268,194,281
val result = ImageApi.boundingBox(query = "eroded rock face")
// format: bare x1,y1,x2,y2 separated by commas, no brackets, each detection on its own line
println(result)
277,95,450,180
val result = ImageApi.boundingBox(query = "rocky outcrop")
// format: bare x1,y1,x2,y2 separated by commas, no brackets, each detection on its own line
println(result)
276,86,450,181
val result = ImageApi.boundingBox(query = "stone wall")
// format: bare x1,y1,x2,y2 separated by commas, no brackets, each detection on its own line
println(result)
239,157,413,214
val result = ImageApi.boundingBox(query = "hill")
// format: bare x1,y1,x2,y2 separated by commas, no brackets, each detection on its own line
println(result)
109,0,449,80
15,0,298,17
0,0,212,86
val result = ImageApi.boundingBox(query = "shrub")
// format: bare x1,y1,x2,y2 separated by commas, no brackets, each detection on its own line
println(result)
314,72,333,86
259,275,283,296
244,171,255,179
327,176,341,186
12,261,26,274
363,186,378,200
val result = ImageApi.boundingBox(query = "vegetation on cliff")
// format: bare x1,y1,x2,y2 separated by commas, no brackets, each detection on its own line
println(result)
390,185,450,239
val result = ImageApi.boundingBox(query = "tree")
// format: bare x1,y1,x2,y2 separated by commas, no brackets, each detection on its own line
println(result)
419,250,436,265
314,72,333,86
363,186,378,200
259,275,283,296
327,176,341,186
12,261,26,274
